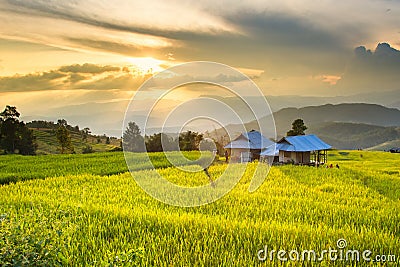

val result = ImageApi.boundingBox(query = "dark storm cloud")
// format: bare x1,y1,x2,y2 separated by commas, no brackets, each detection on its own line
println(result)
336,43,400,93
161,11,355,75
228,11,345,50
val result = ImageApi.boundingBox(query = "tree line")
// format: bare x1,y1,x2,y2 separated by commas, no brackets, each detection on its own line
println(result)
119,119,308,153
0,105,77,155
1,105,307,155
0,105,217,155
122,121,220,153
0,106,117,155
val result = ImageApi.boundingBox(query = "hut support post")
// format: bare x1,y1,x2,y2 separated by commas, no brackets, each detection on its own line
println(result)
324,150,327,164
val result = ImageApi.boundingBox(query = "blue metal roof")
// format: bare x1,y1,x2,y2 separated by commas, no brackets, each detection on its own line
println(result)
278,134,331,152
224,130,274,149
224,138,251,149
260,144,279,156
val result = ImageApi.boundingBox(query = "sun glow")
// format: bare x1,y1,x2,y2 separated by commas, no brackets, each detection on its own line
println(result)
125,57,165,74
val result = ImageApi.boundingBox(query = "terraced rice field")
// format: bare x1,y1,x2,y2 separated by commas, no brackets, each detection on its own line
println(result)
0,150,399,266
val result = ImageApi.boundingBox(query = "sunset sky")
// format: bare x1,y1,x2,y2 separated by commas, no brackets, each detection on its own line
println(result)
0,0,399,135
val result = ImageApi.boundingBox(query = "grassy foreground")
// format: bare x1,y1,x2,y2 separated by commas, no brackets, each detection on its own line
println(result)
0,151,399,266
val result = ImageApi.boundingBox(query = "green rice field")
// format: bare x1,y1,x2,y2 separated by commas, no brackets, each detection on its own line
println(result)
0,150,399,266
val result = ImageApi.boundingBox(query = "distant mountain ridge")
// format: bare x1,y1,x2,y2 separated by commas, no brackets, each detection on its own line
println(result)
270,103,400,136
308,122,400,150
235,103,400,136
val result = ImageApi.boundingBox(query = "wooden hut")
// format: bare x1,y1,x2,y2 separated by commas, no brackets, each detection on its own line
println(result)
224,130,274,163
267,134,331,165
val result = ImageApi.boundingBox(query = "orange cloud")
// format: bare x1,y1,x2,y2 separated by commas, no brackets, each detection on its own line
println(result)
311,75,342,85
321,75,342,85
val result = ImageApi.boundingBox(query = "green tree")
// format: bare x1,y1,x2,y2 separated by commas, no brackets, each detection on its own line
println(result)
26,120,56,129
0,106,37,155
82,145,94,154
56,120,74,154
57,119,67,127
81,127,91,141
16,122,38,155
0,106,20,153
123,122,145,152
179,131,203,151
145,133,175,152
287,118,308,136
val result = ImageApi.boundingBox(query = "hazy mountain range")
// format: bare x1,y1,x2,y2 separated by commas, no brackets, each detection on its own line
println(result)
20,89,400,150
308,122,400,150
21,89,400,137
